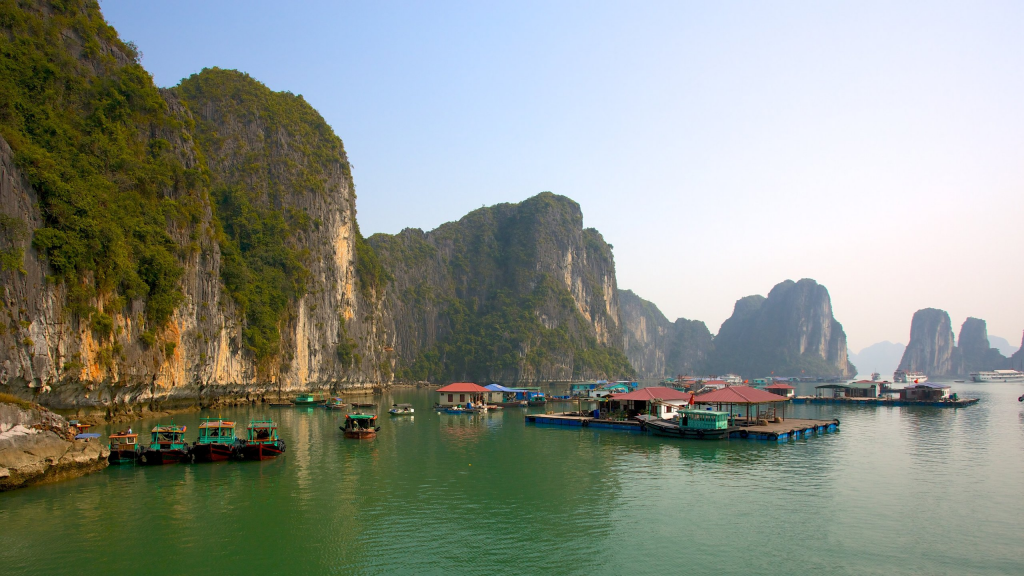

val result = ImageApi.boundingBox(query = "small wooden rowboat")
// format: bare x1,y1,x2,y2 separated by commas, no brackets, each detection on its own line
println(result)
388,403,414,415
341,414,379,439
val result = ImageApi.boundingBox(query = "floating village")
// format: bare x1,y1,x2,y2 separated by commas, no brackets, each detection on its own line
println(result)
76,370,991,467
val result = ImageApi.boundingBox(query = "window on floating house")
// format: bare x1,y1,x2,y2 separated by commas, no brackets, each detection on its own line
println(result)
460,394,465,402
448,394,453,402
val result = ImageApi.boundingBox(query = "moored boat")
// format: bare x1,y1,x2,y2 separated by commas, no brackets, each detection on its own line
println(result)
292,393,323,406
138,425,188,465
235,421,286,461
341,414,379,439
894,370,928,383
350,402,375,408
324,397,348,410
638,409,732,440
107,431,138,464
189,419,237,463
970,370,1024,382
527,393,546,407
388,403,414,416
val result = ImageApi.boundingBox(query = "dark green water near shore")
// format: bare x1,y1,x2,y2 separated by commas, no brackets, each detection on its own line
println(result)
3,381,1023,575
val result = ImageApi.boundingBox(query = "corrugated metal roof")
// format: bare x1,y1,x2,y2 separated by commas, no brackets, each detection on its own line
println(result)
694,385,788,404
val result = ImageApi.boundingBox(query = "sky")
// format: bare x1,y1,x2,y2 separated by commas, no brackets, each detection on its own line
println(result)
99,0,1024,354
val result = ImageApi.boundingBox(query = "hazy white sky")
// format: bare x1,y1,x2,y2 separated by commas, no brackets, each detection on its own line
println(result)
101,0,1024,353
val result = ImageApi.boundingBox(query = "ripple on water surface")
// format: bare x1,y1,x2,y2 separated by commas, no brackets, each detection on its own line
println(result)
2,383,1024,575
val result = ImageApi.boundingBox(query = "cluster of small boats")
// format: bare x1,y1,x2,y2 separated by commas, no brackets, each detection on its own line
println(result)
107,419,286,465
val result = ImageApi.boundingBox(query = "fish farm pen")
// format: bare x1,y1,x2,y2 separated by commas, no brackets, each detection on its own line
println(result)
525,412,840,442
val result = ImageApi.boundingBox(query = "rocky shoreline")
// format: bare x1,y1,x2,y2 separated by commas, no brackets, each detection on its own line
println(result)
0,400,110,492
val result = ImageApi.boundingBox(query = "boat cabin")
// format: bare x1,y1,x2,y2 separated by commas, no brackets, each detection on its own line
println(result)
246,421,280,443
675,409,730,431
196,419,236,444
815,382,878,398
765,383,796,398
344,414,377,430
108,432,137,451
436,383,490,407
149,425,187,450
899,383,951,401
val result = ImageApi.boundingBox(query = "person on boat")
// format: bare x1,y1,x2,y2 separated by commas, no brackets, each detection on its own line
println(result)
127,427,132,434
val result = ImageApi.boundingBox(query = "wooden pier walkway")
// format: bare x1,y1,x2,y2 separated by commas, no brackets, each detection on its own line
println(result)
526,412,840,441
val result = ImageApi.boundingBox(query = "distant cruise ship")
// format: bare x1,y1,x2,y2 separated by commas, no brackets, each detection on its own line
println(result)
894,370,928,383
970,370,1024,382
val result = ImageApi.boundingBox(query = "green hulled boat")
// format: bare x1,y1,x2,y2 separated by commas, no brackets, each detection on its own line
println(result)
189,419,237,462
138,425,188,465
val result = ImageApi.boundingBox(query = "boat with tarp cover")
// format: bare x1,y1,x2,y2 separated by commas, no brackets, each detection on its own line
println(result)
388,403,414,415
235,421,286,460
138,425,188,465
189,419,237,462
107,431,138,464
325,397,347,410
341,414,379,439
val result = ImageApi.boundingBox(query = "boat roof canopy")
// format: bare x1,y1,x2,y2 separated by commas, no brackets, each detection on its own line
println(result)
151,425,186,433
347,414,376,419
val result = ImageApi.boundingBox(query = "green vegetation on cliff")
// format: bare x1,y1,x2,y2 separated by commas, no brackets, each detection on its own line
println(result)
176,68,389,358
375,193,634,384
0,0,199,327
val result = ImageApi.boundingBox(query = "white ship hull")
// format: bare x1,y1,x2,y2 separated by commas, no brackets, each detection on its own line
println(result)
970,370,1024,382
894,370,928,383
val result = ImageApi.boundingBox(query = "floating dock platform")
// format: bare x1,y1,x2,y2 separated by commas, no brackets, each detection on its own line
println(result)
792,396,979,407
526,413,839,442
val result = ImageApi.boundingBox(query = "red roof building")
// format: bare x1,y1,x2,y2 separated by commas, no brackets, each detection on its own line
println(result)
436,383,489,393
436,383,489,407
609,387,693,402
608,387,694,419
695,385,787,404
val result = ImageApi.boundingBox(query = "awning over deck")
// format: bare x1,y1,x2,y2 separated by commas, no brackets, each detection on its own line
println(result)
694,386,788,404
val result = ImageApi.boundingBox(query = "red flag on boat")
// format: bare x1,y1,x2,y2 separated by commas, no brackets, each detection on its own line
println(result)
688,394,695,406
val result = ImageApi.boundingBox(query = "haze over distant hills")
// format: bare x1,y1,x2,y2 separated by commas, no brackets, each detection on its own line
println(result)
848,341,905,380
988,336,1020,358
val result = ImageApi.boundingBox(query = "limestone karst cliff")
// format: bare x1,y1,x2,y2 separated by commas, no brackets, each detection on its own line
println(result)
897,308,957,377
898,312,1014,377
369,193,634,384
618,289,713,378
0,1,386,414
710,279,855,378
956,318,1007,374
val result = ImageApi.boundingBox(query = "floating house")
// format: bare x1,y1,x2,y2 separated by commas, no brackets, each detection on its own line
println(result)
899,382,951,401
765,382,795,398
436,383,490,407
815,381,878,398
694,385,791,423
607,387,694,418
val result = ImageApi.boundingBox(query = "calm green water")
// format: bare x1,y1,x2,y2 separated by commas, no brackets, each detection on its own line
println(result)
3,382,1023,575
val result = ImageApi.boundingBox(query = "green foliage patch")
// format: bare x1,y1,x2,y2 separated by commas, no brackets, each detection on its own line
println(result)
0,0,198,328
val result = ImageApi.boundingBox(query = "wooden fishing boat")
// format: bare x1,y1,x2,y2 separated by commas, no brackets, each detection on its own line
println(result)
234,420,286,461
269,401,294,407
341,414,379,439
350,402,375,408
388,403,414,415
527,394,547,407
138,425,188,465
292,393,323,406
324,397,347,410
189,419,237,463
107,431,138,464
636,410,732,440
